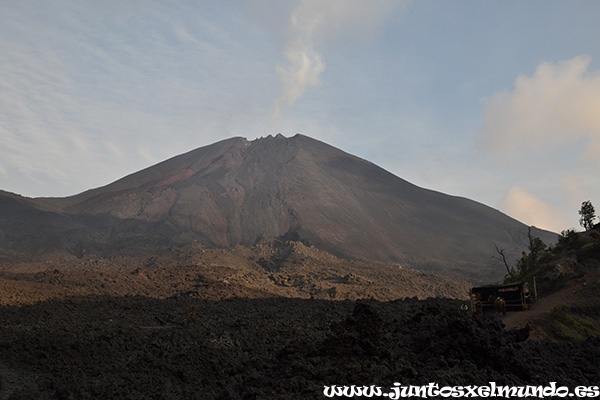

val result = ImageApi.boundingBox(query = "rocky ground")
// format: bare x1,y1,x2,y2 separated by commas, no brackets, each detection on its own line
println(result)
0,241,470,306
0,239,598,399
0,296,598,399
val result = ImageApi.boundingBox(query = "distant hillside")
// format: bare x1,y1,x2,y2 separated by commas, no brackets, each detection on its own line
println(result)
1,134,555,281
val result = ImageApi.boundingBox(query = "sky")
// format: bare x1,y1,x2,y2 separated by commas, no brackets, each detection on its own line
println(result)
1,0,599,234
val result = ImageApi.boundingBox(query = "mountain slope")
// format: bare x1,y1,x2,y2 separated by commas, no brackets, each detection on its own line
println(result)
3,134,555,281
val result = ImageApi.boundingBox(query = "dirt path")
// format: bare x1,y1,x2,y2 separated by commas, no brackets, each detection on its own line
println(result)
503,272,600,340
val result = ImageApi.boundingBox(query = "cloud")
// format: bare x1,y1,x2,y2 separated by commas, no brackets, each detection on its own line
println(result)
500,186,568,233
478,55,600,163
272,0,398,120
561,174,588,206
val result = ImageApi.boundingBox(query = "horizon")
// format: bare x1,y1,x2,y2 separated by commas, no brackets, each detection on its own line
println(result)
2,1,599,233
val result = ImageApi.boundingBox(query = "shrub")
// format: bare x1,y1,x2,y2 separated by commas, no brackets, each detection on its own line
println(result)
550,305,599,341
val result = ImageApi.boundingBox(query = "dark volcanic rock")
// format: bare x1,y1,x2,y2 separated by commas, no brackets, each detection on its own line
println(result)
0,296,597,399
1,134,556,281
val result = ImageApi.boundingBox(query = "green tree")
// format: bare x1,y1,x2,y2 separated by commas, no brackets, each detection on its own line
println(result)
505,227,547,282
579,200,596,231
558,228,578,247
517,228,547,274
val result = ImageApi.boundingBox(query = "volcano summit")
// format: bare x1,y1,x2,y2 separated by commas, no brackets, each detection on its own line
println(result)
0,134,554,281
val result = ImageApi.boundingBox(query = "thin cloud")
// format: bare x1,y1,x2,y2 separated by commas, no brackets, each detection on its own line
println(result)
0,2,275,197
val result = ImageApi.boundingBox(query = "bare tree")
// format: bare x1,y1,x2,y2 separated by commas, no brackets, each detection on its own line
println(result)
493,244,513,278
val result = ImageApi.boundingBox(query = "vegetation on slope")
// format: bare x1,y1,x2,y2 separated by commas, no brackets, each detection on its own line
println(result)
499,201,600,341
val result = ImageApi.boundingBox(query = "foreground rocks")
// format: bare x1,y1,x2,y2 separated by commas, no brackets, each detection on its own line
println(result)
0,296,597,399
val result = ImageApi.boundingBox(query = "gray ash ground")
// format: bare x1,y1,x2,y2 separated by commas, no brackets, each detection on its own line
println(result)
0,296,598,399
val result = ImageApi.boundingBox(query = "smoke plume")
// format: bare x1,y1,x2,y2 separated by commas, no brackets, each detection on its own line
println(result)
272,0,398,121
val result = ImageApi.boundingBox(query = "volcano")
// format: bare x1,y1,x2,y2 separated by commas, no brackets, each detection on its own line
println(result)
0,134,555,281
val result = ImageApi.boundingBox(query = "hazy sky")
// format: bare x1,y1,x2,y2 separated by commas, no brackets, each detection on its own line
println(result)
2,0,599,233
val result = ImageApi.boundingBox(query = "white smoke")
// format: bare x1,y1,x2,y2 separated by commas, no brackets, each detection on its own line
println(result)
500,186,569,233
478,55,600,163
272,0,399,121
478,55,600,231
